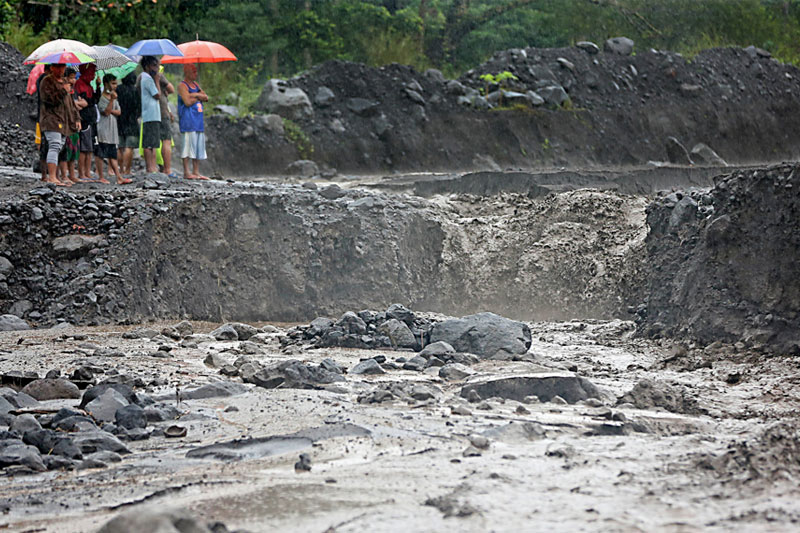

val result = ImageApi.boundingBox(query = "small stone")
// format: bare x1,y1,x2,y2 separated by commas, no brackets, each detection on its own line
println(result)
21,378,81,400
469,435,490,449
11,414,42,434
451,405,472,416
462,446,482,457
294,452,312,472
551,395,568,405
351,359,385,375
466,390,482,403
204,353,228,368
515,405,531,415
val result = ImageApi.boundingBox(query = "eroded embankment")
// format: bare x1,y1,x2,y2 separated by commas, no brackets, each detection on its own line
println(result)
113,185,648,323
0,174,647,326
641,162,800,352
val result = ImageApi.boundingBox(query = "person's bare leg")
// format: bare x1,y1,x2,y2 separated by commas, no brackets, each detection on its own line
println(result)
78,153,87,180
162,139,172,174
183,157,194,179
122,147,133,175
68,161,80,183
194,159,208,180
111,159,130,184
46,162,68,186
95,157,110,184
144,148,156,173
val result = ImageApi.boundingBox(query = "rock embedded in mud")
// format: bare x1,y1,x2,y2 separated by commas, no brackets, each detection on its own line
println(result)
461,374,601,404
115,404,147,430
211,323,239,341
0,440,46,471
86,389,129,423
181,381,249,400
420,341,455,358
378,319,416,349
10,414,41,434
286,159,320,177
21,378,81,400
439,363,476,381
402,356,426,372
80,384,138,409
98,508,215,533
72,431,130,455
616,379,705,415
0,314,29,331
351,359,385,375
429,312,531,359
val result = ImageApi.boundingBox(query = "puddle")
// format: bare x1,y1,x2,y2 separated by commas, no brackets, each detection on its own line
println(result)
186,423,371,462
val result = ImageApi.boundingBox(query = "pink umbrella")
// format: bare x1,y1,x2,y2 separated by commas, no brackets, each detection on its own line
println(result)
26,64,45,95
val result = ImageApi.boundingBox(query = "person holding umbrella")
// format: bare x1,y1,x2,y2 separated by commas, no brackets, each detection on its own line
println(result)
39,63,80,186
163,39,238,180
177,63,209,180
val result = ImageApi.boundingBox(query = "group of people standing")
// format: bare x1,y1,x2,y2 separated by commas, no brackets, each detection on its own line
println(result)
37,55,209,187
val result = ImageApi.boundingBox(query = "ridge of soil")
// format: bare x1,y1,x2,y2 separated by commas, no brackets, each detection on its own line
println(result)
207,45,800,176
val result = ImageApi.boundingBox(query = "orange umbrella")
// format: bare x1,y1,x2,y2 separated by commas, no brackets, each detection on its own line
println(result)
160,40,237,64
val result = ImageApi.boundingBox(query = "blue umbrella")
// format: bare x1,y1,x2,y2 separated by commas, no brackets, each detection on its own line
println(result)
125,38,184,58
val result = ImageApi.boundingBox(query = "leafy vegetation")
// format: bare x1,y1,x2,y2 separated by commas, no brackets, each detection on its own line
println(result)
4,0,800,113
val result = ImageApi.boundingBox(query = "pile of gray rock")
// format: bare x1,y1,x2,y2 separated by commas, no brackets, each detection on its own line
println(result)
285,304,532,361
0,380,170,472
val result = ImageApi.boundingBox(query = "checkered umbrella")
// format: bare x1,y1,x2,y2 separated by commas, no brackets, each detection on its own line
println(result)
90,45,135,70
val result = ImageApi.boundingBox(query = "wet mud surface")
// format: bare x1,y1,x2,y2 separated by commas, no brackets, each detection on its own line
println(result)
2,318,800,532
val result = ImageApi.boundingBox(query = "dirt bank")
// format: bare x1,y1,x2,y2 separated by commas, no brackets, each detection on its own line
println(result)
640,162,800,353
207,46,800,176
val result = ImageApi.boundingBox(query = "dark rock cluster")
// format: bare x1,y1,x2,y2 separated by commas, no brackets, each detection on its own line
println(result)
0,43,37,168
0,182,192,326
283,305,532,360
0,379,166,472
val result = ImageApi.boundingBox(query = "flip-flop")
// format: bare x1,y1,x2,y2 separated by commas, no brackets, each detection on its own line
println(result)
167,172,180,179
116,178,133,185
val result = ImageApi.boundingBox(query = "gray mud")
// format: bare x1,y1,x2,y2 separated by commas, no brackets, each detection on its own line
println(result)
2,319,799,532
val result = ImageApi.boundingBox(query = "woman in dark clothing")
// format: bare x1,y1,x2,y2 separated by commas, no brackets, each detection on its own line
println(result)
39,64,80,186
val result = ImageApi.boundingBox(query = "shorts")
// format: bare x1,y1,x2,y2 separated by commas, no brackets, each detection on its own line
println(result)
160,116,172,141
121,134,139,149
64,133,79,162
142,121,160,149
181,131,206,160
78,126,94,153
95,142,117,160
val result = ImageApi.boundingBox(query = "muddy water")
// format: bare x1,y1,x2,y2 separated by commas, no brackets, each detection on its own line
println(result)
2,318,799,532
